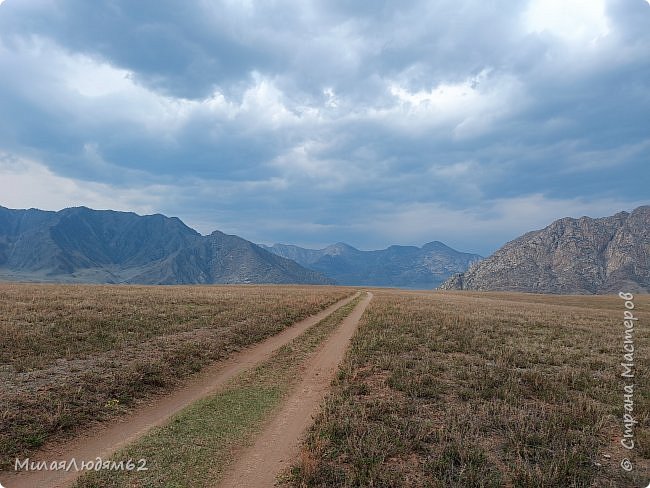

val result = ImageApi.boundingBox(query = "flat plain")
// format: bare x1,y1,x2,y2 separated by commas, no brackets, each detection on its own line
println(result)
0,283,351,470
72,293,368,488
2,284,648,487
286,290,649,487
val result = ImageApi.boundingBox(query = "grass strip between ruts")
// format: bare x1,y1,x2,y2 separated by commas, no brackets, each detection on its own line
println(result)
73,291,364,488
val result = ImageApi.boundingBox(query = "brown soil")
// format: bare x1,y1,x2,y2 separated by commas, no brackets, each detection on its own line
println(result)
218,292,373,488
1,293,358,488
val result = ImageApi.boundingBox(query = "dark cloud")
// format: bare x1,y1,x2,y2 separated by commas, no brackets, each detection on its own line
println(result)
0,0,271,98
0,0,648,254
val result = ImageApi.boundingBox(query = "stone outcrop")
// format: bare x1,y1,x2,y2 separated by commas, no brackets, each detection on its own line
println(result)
440,206,650,294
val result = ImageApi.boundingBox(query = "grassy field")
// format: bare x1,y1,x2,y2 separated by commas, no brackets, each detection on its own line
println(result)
0,283,351,469
287,290,649,487
4,285,648,487
73,293,364,487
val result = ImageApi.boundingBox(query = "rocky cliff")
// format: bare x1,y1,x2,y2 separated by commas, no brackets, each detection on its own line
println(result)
440,206,650,294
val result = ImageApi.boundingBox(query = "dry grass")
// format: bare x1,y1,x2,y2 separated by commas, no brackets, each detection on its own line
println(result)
73,294,364,488
287,290,650,487
0,283,351,470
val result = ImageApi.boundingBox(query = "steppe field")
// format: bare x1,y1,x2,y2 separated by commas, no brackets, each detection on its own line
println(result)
1,284,648,487
287,290,650,488
0,284,351,468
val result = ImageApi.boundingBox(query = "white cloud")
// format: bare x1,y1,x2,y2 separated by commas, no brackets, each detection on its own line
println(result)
0,153,169,214
370,70,527,139
323,87,339,108
64,58,133,98
523,0,610,43
238,73,301,128
0,37,200,137
268,140,362,189
0,37,319,145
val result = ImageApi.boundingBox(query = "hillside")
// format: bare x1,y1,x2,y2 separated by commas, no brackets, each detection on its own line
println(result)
0,206,332,285
440,205,650,293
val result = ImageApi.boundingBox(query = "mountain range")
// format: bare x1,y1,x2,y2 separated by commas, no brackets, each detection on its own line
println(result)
0,205,477,287
2,204,648,293
260,242,481,288
440,205,650,294
0,206,332,285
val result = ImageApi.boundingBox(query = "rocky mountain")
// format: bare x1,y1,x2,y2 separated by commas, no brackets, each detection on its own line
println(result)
261,241,482,288
130,230,334,285
440,205,650,294
0,206,332,285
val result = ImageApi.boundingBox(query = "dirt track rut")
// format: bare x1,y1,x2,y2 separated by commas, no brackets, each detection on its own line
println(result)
2,293,359,488
219,292,372,488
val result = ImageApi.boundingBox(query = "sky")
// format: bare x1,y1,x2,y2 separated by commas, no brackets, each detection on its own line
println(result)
0,0,648,255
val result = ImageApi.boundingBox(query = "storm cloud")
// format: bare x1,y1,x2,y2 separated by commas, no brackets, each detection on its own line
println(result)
0,0,648,254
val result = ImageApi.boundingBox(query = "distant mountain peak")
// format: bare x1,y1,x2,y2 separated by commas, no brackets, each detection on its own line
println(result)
265,240,481,289
422,240,454,252
323,242,359,255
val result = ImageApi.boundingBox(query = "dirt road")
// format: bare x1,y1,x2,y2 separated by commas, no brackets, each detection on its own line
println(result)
2,293,359,488
218,292,372,488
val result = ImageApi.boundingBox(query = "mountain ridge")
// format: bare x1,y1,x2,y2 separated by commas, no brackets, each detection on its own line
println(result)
260,241,482,289
0,205,332,285
7,203,646,293
440,205,650,294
